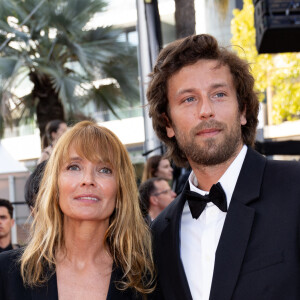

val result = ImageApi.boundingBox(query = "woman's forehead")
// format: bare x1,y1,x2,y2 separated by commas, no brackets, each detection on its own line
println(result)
159,159,170,166
63,143,113,164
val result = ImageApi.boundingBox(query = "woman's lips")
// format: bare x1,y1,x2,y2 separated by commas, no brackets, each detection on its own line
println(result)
74,195,100,202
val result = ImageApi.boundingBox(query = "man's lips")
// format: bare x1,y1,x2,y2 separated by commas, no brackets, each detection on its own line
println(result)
196,128,220,136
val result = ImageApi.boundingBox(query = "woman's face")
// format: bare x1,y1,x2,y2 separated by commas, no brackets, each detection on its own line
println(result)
58,146,117,223
155,159,173,181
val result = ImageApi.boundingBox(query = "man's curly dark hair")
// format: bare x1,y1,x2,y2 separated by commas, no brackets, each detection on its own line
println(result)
147,34,259,167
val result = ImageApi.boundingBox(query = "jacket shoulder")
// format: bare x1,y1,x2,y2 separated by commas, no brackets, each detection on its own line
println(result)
0,248,22,270
265,158,300,181
0,249,25,299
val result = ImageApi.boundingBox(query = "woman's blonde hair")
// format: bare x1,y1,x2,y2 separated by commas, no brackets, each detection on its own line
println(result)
20,121,155,294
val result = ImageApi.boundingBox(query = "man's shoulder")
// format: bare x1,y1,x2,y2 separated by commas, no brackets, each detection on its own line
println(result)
0,248,22,268
265,158,300,178
247,148,300,179
0,248,23,286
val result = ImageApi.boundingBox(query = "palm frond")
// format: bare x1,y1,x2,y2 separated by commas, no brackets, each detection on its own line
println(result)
0,0,139,138
58,76,82,117
0,56,24,80
0,0,27,21
21,93,36,118
90,83,124,119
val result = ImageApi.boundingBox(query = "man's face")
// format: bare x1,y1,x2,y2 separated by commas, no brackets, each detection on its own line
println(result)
153,180,176,211
166,59,247,166
0,207,14,240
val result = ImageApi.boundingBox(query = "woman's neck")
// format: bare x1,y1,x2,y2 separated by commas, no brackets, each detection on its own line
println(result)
57,219,110,265
56,219,113,300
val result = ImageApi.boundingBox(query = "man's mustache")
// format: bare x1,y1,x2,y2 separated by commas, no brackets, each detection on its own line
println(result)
191,120,226,135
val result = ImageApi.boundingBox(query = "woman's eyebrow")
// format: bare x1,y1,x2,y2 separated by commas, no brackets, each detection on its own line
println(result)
67,156,82,162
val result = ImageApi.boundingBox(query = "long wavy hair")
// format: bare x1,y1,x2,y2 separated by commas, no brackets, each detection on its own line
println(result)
42,119,65,149
20,121,155,294
141,155,163,182
147,34,259,167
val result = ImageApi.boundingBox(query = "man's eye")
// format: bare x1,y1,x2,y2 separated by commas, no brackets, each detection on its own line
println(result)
184,96,195,103
67,164,80,171
215,92,225,98
99,167,112,174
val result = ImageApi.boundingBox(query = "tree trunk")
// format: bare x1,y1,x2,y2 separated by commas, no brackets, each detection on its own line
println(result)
30,72,65,146
174,0,196,39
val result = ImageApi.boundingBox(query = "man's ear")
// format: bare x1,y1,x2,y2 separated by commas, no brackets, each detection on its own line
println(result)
149,195,158,206
10,218,15,228
162,113,175,138
240,108,247,126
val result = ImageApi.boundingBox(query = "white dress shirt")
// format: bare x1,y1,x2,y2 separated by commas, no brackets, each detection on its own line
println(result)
180,145,247,300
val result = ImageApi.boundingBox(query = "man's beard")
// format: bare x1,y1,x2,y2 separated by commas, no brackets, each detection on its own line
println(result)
174,116,243,166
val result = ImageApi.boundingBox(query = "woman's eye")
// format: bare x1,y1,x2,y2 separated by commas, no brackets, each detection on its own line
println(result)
67,164,80,171
99,167,112,174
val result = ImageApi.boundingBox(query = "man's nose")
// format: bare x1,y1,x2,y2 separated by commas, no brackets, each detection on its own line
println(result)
198,97,215,119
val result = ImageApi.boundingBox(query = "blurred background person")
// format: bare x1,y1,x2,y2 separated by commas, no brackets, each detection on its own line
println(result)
0,199,19,253
24,160,47,211
0,121,155,299
141,155,173,183
38,119,68,163
172,166,192,195
139,177,176,223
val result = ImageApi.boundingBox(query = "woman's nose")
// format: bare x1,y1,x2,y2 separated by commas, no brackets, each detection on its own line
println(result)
80,170,96,186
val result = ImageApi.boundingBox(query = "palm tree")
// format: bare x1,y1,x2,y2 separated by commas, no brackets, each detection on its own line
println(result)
0,0,139,139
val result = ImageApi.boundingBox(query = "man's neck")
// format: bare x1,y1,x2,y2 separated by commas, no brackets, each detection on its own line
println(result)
189,145,243,191
149,208,160,221
0,236,12,249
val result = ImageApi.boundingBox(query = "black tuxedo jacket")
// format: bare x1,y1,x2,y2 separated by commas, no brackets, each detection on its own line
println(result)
151,148,300,300
0,249,142,300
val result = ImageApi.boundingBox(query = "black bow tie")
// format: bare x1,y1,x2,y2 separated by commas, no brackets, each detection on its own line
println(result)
185,182,227,219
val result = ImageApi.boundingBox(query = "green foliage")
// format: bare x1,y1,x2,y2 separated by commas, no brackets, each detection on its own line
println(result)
231,0,300,124
0,0,139,135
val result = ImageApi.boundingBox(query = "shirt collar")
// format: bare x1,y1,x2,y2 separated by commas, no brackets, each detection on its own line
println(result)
188,145,248,208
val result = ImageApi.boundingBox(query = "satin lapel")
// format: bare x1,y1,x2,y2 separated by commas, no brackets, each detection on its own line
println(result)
31,272,58,300
159,181,193,300
209,148,267,300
